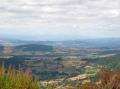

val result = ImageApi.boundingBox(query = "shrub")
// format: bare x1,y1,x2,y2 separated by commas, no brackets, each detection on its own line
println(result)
80,69,120,89
0,65,39,89
40,69,120,89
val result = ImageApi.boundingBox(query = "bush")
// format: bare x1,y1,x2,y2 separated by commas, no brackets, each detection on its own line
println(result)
80,69,120,89
40,69,120,89
0,65,39,89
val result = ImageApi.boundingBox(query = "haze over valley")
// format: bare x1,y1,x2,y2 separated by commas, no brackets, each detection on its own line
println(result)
0,38,120,81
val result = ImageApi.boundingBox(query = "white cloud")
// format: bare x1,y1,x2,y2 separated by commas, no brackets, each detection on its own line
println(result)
0,0,120,39
0,0,119,25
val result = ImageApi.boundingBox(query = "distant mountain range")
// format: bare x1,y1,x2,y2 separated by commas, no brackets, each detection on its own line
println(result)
0,38,120,49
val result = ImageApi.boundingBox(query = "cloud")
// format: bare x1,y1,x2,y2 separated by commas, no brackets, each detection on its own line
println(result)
0,0,119,26
0,0,120,39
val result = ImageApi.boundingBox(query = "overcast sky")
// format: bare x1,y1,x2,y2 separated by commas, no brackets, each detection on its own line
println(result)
0,0,120,40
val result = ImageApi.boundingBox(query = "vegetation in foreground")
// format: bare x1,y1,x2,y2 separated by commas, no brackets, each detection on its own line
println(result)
79,69,120,89
0,65,39,89
0,65,120,89
40,69,120,89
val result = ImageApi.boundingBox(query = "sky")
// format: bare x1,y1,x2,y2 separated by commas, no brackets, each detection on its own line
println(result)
0,0,120,40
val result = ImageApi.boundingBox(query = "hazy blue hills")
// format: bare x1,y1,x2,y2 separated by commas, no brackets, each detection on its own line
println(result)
0,38,120,49
0,45,4,51
39,38,120,48
15,44,53,52
82,38,120,48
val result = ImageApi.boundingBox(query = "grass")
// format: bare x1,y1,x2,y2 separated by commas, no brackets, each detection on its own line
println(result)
0,65,39,89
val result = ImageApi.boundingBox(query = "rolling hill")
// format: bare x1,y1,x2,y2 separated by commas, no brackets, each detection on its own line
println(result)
15,44,53,52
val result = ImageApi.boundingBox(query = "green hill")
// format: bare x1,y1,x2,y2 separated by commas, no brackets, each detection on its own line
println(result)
15,44,53,52
83,54,120,69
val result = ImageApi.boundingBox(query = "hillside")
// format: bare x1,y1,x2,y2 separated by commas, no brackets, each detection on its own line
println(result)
15,44,53,52
0,45,4,51
83,54,120,69
1,53,120,81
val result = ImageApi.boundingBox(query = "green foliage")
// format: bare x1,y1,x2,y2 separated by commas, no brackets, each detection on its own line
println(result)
0,65,39,89
84,54,120,69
